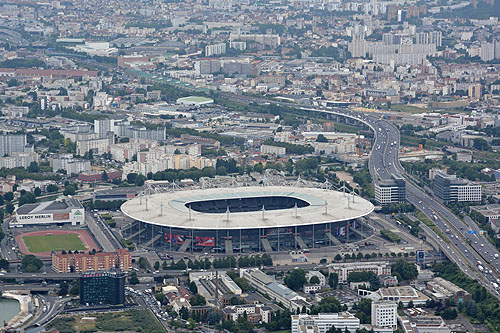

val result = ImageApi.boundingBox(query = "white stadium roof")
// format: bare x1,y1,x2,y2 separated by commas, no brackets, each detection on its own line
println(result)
121,186,373,230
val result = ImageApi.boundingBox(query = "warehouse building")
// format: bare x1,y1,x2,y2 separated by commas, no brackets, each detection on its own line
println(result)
13,198,85,227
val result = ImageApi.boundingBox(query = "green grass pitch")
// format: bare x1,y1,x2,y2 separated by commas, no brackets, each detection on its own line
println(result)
22,234,86,253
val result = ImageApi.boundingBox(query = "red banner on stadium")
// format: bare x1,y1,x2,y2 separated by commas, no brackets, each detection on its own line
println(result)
164,233,185,244
195,236,215,247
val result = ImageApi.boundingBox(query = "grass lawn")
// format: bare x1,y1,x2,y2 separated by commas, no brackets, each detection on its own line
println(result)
23,234,86,253
48,310,164,333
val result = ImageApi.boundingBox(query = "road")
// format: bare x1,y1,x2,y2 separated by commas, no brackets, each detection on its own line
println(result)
85,209,121,252
361,111,500,297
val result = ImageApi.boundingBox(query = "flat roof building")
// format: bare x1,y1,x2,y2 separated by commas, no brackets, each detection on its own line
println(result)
52,249,132,273
375,174,406,205
291,313,360,333
433,171,481,202
80,271,125,306
328,262,392,284
14,198,85,227
371,301,397,330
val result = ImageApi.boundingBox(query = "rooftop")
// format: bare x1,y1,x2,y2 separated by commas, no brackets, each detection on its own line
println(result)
16,198,83,215
120,186,373,230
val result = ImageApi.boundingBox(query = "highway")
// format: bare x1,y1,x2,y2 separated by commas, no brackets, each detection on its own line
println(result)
213,94,500,297
361,112,500,297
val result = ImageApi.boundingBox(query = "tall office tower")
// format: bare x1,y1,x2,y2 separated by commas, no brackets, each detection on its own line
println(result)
80,271,125,306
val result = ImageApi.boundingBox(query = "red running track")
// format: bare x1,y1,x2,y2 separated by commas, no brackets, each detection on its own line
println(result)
16,229,98,258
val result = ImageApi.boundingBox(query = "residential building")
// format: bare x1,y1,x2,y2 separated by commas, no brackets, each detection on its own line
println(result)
371,301,397,330
0,152,39,169
52,249,132,273
433,171,481,202
80,271,125,306
260,144,286,155
329,262,392,284
205,43,226,57
0,134,32,157
291,313,360,333
50,154,91,175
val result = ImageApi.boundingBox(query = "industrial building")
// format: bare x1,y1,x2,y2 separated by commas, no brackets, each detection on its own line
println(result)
80,271,125,306
188,271,242,300
241,268,309,311
93,186,142,202
13,198,85,227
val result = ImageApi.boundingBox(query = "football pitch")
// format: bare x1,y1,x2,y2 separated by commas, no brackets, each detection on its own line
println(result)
22,233,86,253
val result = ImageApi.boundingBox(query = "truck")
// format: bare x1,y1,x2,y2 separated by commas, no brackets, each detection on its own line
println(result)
493,283,499,289
495,254,499,259
433,215,438,221
478,265,484,272
477,260,482,266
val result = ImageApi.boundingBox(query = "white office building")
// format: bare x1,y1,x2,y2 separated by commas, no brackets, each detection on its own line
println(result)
291,313,360,333
329,262,392,284
371,301,397,330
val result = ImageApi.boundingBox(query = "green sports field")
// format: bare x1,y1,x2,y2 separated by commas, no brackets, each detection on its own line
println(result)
22,234,86,253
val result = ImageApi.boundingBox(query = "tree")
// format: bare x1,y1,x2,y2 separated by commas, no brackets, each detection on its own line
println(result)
46,184,59,193
310,276,321,284
3,192,14,202
21,255,43,272
34,187,42,196
441,308,458,320
63,184,76,196
284,269,307,291
27,161,40,173
6,203,14,214
190,294,206,306
473,138,490,151
19,192,36,206
316,134,328,142
329,272,339,289
391,259,418,281
129,272,139,285
59,281,68,296
138,257,148,270
407,300,414,308
154,261,160,270
101,171,108,182
69,280,80,296
0,258,9,269
189,281,198,294
162,261,168,270
334,254,342,261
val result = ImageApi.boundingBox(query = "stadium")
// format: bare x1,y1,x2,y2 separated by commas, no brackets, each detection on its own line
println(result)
121,185,374,253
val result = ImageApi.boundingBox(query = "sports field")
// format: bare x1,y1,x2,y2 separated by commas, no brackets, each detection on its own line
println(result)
22,233,86,253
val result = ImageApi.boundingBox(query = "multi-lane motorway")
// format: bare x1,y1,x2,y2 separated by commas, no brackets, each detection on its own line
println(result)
361,112,500,296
